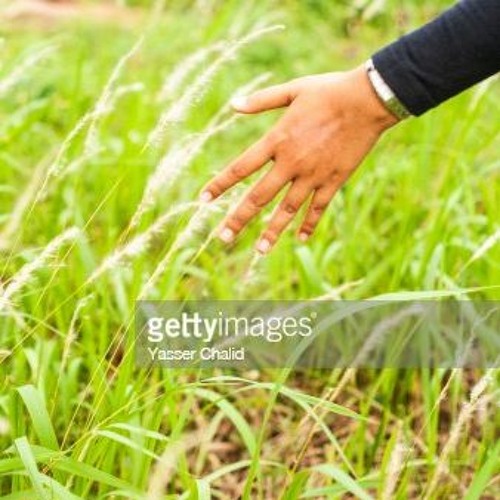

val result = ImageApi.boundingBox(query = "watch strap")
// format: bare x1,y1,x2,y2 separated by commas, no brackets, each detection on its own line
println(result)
365,59,412,121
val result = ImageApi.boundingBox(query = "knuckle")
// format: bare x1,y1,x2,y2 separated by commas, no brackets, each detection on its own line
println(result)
230,210,247,227
331,170,341,181
270,129,291,149
292,161,315,178
312,200,328,213
282,199,300,214
301,222,315,234
208,180,223,196
261,230,277,244
273,161,295,180
286,78,305,96
263,133,276,150
302,166,316,178
229,163,246,180
246,190,266,209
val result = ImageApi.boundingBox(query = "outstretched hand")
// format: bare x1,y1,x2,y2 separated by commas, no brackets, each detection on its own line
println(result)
200,65,398,254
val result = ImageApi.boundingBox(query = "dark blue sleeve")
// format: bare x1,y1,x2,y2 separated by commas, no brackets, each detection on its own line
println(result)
372,0,500,116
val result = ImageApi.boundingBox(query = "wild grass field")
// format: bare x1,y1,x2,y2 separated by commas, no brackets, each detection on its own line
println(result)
0,0,499,498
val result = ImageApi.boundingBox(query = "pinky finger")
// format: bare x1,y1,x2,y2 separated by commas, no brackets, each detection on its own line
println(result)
298,184,338,241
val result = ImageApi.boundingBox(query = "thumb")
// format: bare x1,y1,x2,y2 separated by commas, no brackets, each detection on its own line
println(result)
231,81,298,114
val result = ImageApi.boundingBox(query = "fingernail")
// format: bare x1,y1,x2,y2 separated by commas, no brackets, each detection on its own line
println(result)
256,238,271,254
230,95,249,110
298,232,309,242
199,191,213,203
219,227,234,243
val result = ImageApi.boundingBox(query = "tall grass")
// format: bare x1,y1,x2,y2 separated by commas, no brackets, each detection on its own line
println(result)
0,1,498,499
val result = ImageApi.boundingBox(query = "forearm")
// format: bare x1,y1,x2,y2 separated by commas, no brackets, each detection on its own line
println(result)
372,0,500,116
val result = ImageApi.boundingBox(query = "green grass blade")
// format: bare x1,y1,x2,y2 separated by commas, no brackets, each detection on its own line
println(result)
0,490,37,500
14,436,49,500
203,377,362,419
312,464,374,500
17,385,59,450
25,444,142,495
38,474,83,500
281,469,310,499
52,456,140,495
107,422,169,442
464,441,500,500
194,478,211,499
191,388,257,456
95,429,162,460
201,459,284,484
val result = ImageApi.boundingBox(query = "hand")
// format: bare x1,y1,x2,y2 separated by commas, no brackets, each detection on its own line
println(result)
200,65,399,254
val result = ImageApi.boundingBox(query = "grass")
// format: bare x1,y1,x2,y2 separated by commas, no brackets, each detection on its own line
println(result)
0,0,499,498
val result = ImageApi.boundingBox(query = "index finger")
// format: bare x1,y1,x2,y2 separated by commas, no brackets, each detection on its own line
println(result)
200,136,272,201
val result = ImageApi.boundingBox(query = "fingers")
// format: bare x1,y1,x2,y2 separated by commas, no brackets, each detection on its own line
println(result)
231,81,298,114
256,180,312,254
200,136,272,201
298,183,339,240
218,168,289,244
201,80,298,200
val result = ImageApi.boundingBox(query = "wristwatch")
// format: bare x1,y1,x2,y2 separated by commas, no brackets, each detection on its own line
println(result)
365,59,412,121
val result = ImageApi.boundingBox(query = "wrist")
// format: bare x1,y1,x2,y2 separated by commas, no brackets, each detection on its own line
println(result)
365,59,412,122
350,65,401,131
